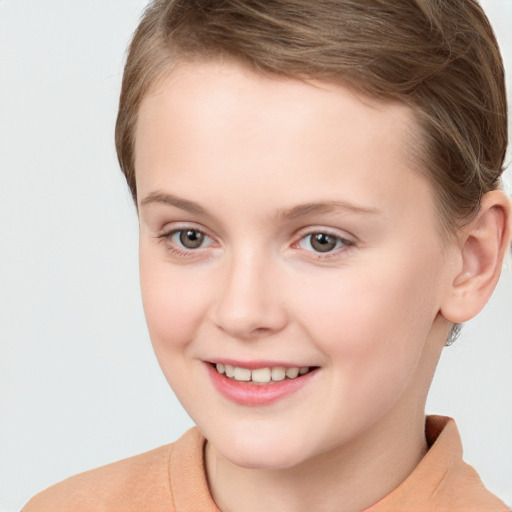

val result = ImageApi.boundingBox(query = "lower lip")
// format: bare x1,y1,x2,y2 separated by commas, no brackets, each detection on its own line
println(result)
207,364,317,406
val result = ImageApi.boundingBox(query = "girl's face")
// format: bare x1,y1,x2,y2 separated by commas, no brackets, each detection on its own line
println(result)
136,60,454,469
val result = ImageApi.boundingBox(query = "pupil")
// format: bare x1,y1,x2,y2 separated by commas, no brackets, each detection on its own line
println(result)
311,233,336,252
180,230,204,249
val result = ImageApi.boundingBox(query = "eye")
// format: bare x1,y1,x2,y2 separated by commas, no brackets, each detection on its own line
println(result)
170,229,211,250
298,232,350,253
156,226,217,258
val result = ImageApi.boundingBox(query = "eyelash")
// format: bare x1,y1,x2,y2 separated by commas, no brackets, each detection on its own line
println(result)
295,230,355,259
156,227,355,259
157,227,214,257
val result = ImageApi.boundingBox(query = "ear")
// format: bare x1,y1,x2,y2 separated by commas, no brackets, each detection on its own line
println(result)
440,190,512,324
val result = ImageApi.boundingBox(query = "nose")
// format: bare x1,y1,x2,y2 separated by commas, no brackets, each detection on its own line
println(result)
210,250,288,340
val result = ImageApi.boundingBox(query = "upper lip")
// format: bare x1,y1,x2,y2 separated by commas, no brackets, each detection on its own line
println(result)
206,359,316,369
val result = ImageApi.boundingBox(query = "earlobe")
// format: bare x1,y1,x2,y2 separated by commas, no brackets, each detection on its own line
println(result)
440,190,511,324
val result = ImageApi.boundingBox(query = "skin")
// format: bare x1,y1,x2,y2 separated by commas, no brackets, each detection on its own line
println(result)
134,60,511,512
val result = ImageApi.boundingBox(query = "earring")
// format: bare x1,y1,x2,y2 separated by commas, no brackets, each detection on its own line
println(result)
445,323,463,346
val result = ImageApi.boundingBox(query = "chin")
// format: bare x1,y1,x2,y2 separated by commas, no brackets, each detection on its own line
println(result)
224,445,307,471
204,423,317,470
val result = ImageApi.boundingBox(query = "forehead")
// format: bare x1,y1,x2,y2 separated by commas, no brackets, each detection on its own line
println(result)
136,60,416,152
134,60,432,223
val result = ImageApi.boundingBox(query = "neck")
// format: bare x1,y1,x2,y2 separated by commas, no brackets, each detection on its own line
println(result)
205,408,428,512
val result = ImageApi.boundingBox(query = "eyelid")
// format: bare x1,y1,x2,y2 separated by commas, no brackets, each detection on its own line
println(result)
292,227,356,256
154,222,355,259
157,221,214,240
156,223,219,255
171,229,213,248
294,226,355,243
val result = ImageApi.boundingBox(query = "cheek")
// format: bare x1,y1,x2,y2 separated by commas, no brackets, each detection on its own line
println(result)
139,251,210,353
139,252,216,412
296,262,437,347
291,251,443,403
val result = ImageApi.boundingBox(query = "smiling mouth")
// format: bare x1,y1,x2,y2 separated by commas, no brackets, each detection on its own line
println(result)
213,363,315,385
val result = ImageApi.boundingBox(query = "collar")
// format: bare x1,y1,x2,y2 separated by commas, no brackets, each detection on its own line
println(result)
169,416,508,512
366,415,508,511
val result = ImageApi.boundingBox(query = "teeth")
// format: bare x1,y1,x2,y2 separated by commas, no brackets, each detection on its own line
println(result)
271,367,286,381
285,367,299,379
252,367,271,383
215,364,311,383
233,367,251,381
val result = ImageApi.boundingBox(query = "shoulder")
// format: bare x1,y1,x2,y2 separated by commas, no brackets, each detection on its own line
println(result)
22,429,204,512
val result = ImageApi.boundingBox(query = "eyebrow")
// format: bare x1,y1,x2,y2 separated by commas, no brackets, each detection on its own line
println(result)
274,200,380,222
140,191,380,220
140,191,208,215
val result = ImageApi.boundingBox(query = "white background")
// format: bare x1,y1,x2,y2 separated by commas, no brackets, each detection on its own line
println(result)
0,1,511,510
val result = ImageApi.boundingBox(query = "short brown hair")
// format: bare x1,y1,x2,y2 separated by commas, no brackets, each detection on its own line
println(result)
115,0,507,233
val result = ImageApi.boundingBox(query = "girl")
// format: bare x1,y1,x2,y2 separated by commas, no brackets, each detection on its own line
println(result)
23,1,511,510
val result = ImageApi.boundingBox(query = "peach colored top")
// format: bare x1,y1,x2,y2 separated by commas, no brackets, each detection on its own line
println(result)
23,416,509,512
